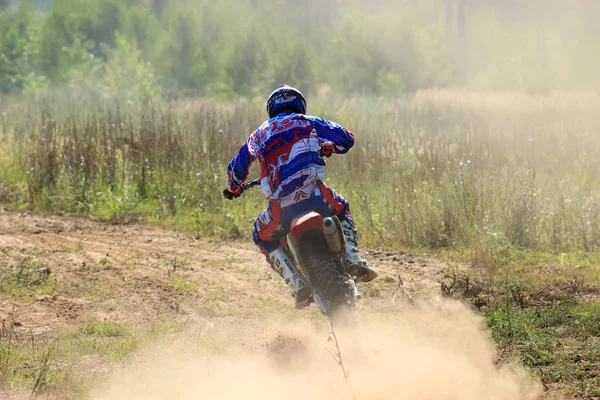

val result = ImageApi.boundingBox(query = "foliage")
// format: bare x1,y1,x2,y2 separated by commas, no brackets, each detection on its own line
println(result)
101,32,161,102
1,0,599,98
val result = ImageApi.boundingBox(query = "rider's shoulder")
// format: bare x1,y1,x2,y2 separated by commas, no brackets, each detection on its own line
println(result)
258,119,272,129
257,114,342,130
304,115,343,129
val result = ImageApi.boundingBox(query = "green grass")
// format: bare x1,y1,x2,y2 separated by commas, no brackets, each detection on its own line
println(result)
0,257,55,300
82,322,127,337
486,301,600,397
169,274,199,294
1,91,599,264
0,315,187,397
441,260,600,398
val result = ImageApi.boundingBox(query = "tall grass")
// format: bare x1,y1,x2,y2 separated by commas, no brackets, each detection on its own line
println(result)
1,91,599,260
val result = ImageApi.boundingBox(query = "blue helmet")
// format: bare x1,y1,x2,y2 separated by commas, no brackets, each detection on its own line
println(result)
266,86,306,118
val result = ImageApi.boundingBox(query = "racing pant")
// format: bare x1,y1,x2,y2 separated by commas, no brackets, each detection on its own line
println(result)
252,182,352,255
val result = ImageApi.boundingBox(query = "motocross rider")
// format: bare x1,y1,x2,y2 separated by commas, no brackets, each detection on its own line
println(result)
223,86,377,309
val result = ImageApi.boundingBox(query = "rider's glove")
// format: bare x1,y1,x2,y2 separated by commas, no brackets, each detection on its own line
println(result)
223,187,242,200
320,142,334,158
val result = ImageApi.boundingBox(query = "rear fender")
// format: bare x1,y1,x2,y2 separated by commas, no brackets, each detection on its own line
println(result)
286,211,323,278
290,211,323,240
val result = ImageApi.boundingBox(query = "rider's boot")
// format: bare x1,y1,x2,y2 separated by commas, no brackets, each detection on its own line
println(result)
268,247,313,309
341,219,378,282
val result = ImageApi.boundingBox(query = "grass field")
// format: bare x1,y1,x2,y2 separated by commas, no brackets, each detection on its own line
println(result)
1,90,600,398
2,91,599,255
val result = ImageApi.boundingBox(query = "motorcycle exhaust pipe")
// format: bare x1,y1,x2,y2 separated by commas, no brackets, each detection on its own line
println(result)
323,217,345,253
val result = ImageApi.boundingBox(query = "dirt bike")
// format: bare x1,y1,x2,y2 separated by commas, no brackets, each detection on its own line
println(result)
240,178,359,321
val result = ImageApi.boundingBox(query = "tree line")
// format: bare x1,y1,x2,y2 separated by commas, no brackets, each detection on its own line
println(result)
0,0,598,100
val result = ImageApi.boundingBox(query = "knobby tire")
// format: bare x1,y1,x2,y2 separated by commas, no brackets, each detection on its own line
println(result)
301,231,356,324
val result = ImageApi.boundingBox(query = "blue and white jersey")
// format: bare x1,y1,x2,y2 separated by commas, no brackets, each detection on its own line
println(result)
226,113,354,207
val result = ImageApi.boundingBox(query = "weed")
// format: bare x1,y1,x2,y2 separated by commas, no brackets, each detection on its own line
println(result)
31,349,52,396
169,274,199,294
0,314,186,396
81,278,110,302
99,256,112,270
0,257,53,300
486,301,600,395
82,322,125,337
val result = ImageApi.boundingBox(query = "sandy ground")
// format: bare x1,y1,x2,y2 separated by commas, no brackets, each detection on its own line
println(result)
0,212,553,399
0,211,446,333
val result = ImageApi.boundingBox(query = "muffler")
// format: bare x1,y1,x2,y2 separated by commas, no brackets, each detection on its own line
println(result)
323,216,345,253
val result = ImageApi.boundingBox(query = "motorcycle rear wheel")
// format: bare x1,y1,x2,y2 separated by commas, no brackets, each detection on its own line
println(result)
301,232,356,324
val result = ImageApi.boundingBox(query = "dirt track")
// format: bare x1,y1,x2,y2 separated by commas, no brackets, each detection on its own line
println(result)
0,211,447,334
0,212,551,400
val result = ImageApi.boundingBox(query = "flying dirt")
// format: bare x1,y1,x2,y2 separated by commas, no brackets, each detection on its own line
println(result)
90,302,541,400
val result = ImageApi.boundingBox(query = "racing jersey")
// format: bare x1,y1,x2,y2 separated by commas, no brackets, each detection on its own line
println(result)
226,113,354,207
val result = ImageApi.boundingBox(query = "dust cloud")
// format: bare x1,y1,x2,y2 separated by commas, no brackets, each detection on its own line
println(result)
91,300,542,400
